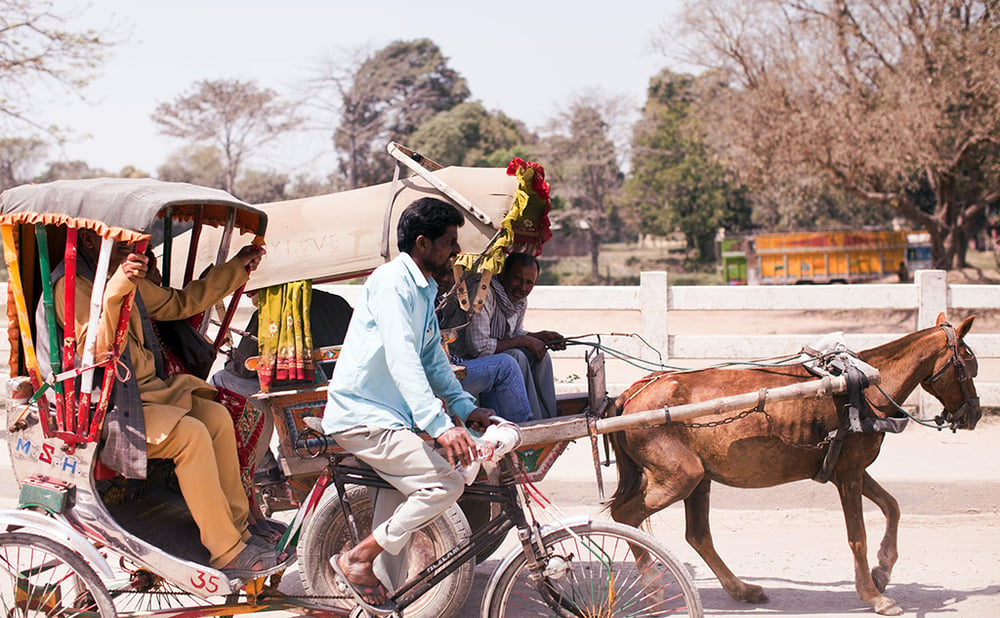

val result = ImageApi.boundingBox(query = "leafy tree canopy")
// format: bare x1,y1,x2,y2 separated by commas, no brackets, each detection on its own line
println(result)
329,39,469,187
409,101,533,167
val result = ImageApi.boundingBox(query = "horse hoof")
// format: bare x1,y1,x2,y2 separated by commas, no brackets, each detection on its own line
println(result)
872,567,890,593
736,584,768,604
873,595,902,616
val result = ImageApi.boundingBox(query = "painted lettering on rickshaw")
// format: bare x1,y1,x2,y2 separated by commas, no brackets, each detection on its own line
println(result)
13,437,80,475
190,571,220,593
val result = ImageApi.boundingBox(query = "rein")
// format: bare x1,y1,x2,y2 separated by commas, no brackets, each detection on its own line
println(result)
559,334,804,375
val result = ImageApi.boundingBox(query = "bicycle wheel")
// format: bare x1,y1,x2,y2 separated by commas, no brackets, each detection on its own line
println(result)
298,484,474,618
484,520,702,618
0,532,116,618
106,566,226,616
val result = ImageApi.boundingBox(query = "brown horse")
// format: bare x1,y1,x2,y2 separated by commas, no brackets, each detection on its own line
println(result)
607,314,981,616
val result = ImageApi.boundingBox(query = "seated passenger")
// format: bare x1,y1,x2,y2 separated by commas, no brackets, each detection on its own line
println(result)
449,252,565,420
435,271,532,423
37,229,276,576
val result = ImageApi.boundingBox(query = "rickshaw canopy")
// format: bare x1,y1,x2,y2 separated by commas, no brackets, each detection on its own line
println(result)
216,163,550,291
0,178,267,242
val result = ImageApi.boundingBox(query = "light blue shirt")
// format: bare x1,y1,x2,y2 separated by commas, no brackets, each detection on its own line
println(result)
322,253,476,438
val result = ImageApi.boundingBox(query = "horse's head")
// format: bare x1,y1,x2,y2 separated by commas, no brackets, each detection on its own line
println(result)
922,314,981,431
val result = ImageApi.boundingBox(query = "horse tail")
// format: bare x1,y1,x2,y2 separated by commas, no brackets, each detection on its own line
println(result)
604,394,646,520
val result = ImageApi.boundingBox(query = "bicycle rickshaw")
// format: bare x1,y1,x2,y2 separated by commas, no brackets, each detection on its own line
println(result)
0,145,867,617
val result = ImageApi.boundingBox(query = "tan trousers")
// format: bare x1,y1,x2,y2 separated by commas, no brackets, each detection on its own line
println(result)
145,397,249,568
331,426,464,555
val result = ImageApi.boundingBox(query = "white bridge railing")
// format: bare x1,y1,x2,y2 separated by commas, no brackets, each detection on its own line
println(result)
327,270,998,416
3,270,997,415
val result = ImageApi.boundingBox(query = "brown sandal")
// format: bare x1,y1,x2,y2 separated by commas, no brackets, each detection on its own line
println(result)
221,543,277,578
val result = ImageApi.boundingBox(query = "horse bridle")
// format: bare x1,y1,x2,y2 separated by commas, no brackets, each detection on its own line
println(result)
922,323,980,429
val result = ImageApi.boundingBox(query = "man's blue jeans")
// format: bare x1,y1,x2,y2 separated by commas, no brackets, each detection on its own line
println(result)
458,354,532,422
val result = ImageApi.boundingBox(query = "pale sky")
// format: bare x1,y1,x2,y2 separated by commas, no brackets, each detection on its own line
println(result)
36,0,684,180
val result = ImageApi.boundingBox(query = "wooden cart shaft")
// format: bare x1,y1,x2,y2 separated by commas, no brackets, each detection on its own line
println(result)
516,371,879,449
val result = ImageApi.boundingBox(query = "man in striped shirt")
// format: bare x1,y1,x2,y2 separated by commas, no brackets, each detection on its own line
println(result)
451,252,565,420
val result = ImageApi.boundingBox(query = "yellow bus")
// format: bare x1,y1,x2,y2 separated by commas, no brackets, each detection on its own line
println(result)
721,230,909,284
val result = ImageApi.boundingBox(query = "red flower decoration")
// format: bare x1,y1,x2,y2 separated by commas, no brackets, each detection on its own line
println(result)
506,158,553,254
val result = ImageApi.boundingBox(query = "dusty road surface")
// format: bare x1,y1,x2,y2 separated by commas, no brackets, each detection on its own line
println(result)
4,417,996,617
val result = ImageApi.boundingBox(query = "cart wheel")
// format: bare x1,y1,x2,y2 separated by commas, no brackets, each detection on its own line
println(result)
0,532,116,618
298,484,474,618
484,520,703,618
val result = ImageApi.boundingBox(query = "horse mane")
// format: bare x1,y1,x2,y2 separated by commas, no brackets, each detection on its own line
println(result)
857,325,935,364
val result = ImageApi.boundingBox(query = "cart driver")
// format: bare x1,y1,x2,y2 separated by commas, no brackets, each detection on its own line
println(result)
37,229,279,577
322,197,496,612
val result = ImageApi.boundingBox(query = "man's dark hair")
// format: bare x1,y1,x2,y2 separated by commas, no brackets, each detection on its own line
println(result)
397,197,465,253
503,252,539,273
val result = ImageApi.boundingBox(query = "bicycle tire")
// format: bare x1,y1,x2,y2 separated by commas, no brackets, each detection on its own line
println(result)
483,520,703,618
0,531,117,618
298,484,474,618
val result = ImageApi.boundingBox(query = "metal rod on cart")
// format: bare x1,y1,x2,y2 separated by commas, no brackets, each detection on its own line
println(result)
516,371,880,449
34,223,66,432
90,239,149,441
387,141,494,228
1,225,45,395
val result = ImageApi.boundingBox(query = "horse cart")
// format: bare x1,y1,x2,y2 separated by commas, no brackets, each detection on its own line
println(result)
0,145,900,618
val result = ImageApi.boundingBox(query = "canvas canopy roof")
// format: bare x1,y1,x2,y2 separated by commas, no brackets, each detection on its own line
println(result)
167,165,536,291
0,178,267,243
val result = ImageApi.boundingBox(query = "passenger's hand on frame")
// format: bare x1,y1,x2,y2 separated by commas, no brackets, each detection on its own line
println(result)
121,253,149,283
236,245,266,272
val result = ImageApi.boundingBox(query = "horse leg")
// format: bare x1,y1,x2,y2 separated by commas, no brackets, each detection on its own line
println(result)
684,478,768,604
834,475,902,615
862,472,900,593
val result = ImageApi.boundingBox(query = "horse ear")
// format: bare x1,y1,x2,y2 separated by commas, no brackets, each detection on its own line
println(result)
957,315,976,338
936,312,947,325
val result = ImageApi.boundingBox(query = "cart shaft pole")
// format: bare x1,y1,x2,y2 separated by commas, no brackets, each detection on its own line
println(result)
517,372,878,449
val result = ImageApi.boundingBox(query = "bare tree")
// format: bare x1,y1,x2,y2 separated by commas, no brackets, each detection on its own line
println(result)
670,0,1000,268
538,92,629,282
0,136,47,190
152,79,301,196
306,45,382,190
0,0,115,132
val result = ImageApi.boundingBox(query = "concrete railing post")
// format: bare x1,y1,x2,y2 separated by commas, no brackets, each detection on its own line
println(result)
640,271,668,361
915,269,947,417
915,270,947,329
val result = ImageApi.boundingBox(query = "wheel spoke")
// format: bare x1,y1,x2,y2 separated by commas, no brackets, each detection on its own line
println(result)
0,533,114,618
488,521,702,618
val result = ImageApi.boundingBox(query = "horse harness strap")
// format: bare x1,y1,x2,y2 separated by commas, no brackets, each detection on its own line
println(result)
926,323,980,430
813,364,907,483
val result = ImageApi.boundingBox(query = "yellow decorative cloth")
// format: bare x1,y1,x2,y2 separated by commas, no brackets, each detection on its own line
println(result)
257,280,314,392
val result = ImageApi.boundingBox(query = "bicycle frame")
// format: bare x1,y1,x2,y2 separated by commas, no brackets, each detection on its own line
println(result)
327,455,559,615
